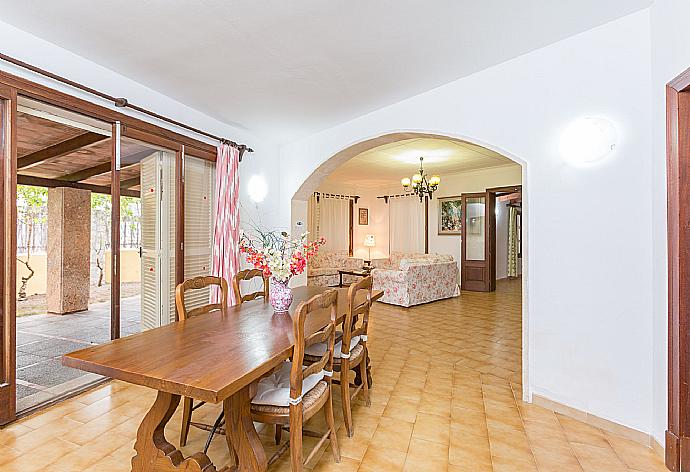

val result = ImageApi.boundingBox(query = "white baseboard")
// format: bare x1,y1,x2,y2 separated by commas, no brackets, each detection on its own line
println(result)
532,394,663,454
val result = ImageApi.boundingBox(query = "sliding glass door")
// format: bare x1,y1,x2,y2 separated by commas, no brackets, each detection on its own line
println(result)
0,72,218,421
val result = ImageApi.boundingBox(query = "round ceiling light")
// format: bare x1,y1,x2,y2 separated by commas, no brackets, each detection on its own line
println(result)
560,117,617,166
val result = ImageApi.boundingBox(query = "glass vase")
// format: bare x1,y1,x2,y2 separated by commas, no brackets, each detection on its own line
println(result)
269,278,293,314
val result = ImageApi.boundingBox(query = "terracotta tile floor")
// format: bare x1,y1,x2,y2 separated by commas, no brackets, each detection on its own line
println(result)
0,278,668,471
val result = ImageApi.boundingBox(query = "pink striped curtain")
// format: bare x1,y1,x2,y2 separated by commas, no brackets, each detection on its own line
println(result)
211,143,241,305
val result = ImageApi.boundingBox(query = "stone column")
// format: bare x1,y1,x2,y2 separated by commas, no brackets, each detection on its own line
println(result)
46,187,91,314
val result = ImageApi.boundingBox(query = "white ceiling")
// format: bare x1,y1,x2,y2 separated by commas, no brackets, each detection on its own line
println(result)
320,137,517,190
0,0,651,143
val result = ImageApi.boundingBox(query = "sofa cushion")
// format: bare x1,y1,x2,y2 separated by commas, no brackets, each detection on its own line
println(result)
310,251,364,271
399,254,454,269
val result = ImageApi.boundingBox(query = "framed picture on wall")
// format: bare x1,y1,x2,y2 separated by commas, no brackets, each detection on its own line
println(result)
438,196,462,235
358,208,369,225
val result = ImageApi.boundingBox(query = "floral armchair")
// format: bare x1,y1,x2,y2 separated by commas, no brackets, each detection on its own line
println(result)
372,254,459,307
307,251,365,287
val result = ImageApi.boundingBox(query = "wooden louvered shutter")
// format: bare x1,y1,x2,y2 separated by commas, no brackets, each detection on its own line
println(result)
183,156,215,310
140,153,160,330
139,151,177,330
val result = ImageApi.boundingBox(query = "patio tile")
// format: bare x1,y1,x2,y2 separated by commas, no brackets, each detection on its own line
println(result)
16,384,43,399
16,340,48,354
19,339,91,358
17,352,50,369
14,296,141,412
17,359,86,388
70,329,112,344
16,322,64,335
52,320,103,330
30,324,84,339
16,332,48,347
121,325,141,336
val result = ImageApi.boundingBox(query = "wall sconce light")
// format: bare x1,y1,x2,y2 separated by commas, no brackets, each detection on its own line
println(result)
560,117,617,166
247,175,267,203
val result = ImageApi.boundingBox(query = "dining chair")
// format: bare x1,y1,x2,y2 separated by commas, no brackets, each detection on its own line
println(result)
195,268,272,450
232,268,269,304
176,275,228,449
180,269,268,452
304,276,372,437
250,289,341,471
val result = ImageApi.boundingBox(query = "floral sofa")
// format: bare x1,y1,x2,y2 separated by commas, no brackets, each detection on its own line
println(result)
371,252,459,307
307,251,365,287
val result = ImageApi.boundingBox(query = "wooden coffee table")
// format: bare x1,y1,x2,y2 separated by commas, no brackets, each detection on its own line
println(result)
338,268,372,287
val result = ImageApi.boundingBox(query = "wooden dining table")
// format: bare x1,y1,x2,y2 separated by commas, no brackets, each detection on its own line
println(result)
63,286,382,472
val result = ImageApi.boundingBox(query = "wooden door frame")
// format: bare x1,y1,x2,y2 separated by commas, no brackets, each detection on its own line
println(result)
111,122,121,339
0,84,17,425
461,185,521,292
666,67,690,472
461,192,493,291
487,185,522,291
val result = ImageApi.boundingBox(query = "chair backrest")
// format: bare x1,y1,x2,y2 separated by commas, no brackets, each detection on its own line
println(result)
290,289,338,403
232,269,269,305
175,276,228,321
341,276,373,359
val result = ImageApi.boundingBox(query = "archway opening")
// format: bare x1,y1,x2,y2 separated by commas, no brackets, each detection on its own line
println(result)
290,131,529,399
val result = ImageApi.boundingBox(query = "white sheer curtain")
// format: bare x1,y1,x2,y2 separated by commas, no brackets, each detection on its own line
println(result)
320,196,350,252
307,194,319,241
389,196,425,253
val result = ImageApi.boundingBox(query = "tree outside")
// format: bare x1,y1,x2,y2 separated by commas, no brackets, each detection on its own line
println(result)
16,185,47,301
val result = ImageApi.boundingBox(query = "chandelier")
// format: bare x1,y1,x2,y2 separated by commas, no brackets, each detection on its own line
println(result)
401,156,440,201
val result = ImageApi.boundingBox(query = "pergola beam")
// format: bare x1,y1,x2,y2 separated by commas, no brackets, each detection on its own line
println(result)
17,132,107,169
57,149,154,183
17,174,139,198
57,161,111,183
120,177,140,190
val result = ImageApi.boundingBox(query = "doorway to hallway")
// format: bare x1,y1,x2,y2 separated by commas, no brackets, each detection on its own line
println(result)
461,185,522,292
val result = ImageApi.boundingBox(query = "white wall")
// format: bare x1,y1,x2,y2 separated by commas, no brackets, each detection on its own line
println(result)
0,19,283,229
282,11,654,437
353,194,390,260
649,0,690,446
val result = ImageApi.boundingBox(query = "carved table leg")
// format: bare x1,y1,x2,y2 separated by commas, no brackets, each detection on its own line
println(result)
132,390,217,472
223,385,268,472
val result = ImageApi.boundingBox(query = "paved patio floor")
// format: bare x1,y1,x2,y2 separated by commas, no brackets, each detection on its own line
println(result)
15,295,141,412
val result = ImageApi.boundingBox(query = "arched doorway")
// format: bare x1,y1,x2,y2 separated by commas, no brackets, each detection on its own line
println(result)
290,131,530,400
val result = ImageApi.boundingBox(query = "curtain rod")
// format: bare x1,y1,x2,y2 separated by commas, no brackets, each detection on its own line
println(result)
314,191,360,201
376,193,419,203
0,52,254,156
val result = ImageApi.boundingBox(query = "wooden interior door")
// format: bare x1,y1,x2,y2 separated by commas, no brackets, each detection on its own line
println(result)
461,191,496,292
0,84,17,425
